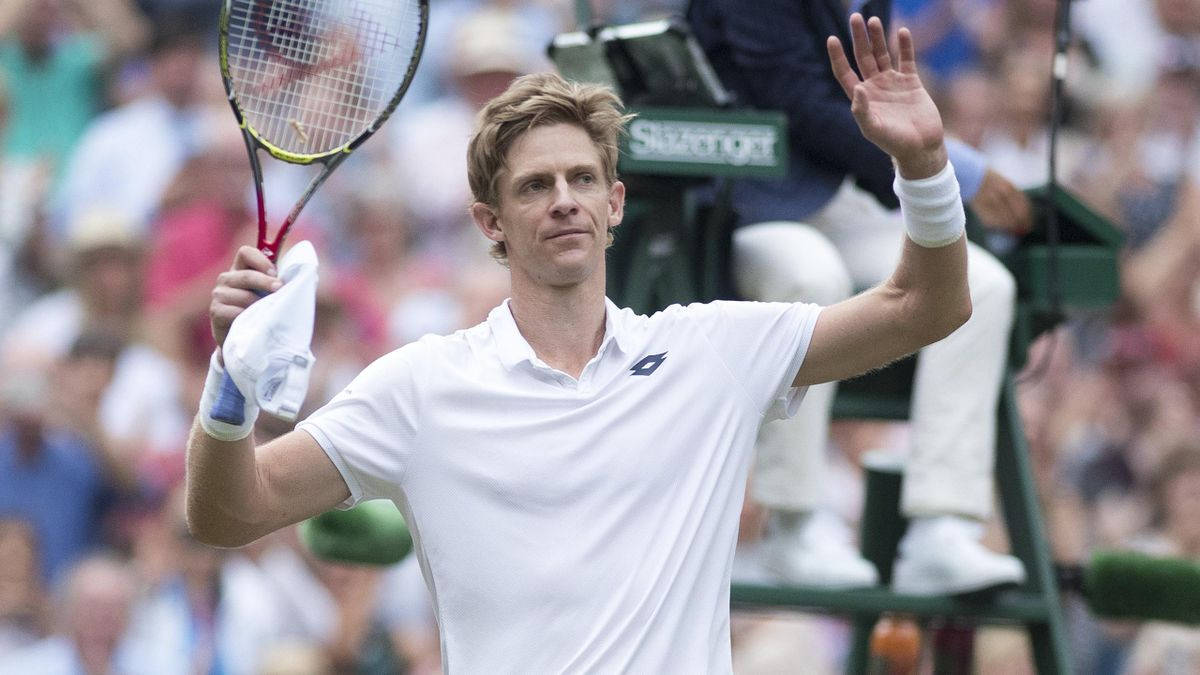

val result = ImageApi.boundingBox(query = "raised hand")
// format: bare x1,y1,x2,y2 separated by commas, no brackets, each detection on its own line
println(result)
209,246,282,352
827,14,947,179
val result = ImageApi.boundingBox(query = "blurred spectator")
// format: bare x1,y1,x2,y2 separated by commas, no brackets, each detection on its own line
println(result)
0,0,148,172
0,357,123,585
142,109,254,369
387,5,549,257
893,0,999,85
122,486,228,674
2,209,189,459
51,13,211,240
978,45,1089,189
396,0,562,109
0,518,48,654
1075,66,1200,247
216,532,342,675
377,557,440,674
1121,441,1200,674
0,553,138,674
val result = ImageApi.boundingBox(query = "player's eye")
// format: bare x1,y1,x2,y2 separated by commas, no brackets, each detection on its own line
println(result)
575,173,596,185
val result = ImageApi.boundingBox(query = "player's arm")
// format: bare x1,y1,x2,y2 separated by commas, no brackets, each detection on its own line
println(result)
186,246,350,548
794,15,971,386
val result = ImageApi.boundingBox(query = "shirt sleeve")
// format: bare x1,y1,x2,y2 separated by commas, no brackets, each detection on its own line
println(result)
297,348,422,508
684,300,822,421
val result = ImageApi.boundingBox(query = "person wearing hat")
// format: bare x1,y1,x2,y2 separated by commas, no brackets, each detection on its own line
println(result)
386,7,550,258
2,208,190,460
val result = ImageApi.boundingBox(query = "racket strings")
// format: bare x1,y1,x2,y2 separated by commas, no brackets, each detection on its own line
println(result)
225,0,422,155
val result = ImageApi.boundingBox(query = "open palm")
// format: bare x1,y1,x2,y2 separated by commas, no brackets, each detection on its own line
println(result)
827,14,945,177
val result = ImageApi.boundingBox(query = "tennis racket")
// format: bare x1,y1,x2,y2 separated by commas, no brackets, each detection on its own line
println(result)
210,0,427,425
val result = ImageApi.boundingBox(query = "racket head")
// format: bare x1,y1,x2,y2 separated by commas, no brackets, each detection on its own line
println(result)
218,0,428,165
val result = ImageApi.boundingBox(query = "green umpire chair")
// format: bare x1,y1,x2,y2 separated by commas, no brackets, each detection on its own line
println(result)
606,107,1121,673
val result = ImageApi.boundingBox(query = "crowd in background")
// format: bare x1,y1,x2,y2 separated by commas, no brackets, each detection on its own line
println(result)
0,0,1197,672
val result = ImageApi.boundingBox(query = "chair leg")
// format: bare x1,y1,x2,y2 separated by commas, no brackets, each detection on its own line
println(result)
994,375,1071,674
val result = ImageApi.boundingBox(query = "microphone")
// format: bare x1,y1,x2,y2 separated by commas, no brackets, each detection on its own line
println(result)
299,500,413,566
1059,550,1200,625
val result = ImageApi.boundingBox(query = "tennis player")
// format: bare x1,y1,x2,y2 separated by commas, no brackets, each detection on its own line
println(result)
188,15,969,671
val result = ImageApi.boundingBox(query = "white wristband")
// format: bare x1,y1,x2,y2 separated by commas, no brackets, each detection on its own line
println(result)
894,161,965,248
198,351,259,441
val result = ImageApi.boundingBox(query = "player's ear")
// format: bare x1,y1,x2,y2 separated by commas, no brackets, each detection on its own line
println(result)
607,180,626,229
470,202,504,244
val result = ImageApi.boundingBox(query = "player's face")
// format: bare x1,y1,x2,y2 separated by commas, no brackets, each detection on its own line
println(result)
477,123,624,288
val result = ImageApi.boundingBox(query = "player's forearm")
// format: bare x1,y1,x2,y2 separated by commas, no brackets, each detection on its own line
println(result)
888,235,971,347
886,150,972,346
185,419,272,547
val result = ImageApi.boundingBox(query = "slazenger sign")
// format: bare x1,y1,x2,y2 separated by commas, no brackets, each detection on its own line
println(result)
618,108,787,178
628,120,778,166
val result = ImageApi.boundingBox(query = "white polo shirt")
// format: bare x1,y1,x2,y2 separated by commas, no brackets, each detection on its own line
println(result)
298,297,821,673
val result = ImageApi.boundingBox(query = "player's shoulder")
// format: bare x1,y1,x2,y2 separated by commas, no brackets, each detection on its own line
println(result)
638,299,755,325
633,299,820,335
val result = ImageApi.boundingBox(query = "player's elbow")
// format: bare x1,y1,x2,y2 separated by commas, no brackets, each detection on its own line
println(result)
925,294,972,344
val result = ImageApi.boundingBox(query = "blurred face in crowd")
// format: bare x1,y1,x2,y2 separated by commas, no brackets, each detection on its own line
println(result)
1156,0,1200,34
1164,465,1200,550
75,245,144,320
942,71,997,148
153,40,207,108
1000,50,1051,135
457,70,522,110
63,559,136,665
0,364,50,454
17,0,60,55
1149,72,1200,140
188,125,254,213
58,350,116,407
350,199,409,267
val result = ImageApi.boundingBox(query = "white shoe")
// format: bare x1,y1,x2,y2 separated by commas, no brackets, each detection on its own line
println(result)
760,511,879,589
892,515,1026,595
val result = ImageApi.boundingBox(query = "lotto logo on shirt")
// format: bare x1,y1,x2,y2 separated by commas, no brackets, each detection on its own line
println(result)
630,352,667,376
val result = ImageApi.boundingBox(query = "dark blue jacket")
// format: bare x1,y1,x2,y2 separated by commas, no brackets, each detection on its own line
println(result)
688,0,901,222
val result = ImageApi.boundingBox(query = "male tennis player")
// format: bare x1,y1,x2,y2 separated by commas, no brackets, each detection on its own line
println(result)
188,15,969,671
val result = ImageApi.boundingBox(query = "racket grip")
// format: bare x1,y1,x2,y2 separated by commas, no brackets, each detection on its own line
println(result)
211,371,249,425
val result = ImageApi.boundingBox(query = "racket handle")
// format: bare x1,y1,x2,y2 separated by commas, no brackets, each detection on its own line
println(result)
211,371,249,425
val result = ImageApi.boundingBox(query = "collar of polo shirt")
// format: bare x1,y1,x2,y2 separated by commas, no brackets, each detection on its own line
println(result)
487,297,630,372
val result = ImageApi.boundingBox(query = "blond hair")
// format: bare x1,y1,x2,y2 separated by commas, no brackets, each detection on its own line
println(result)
467,72,632,262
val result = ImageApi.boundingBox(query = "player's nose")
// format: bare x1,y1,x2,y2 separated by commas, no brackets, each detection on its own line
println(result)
549,176,580,217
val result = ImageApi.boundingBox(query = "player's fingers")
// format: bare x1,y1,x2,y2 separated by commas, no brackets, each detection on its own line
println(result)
897,27,918,75
867,16,892,72
232,245,276,275
848,13,878,79
850,87,874,132
209,302,243,333
217,268,283,294
827,36,860,99
211,286,262,309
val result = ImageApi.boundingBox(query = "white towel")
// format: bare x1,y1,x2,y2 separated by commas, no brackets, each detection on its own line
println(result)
222,241,318,420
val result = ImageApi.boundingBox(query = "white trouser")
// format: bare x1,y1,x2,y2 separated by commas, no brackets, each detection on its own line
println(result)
733,180,1016,519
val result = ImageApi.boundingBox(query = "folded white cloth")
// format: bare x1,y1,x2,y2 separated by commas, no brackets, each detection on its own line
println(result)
222,241,318,420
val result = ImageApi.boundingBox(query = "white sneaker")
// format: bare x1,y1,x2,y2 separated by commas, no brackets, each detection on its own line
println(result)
892,515,1027,595
760,511,879,589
